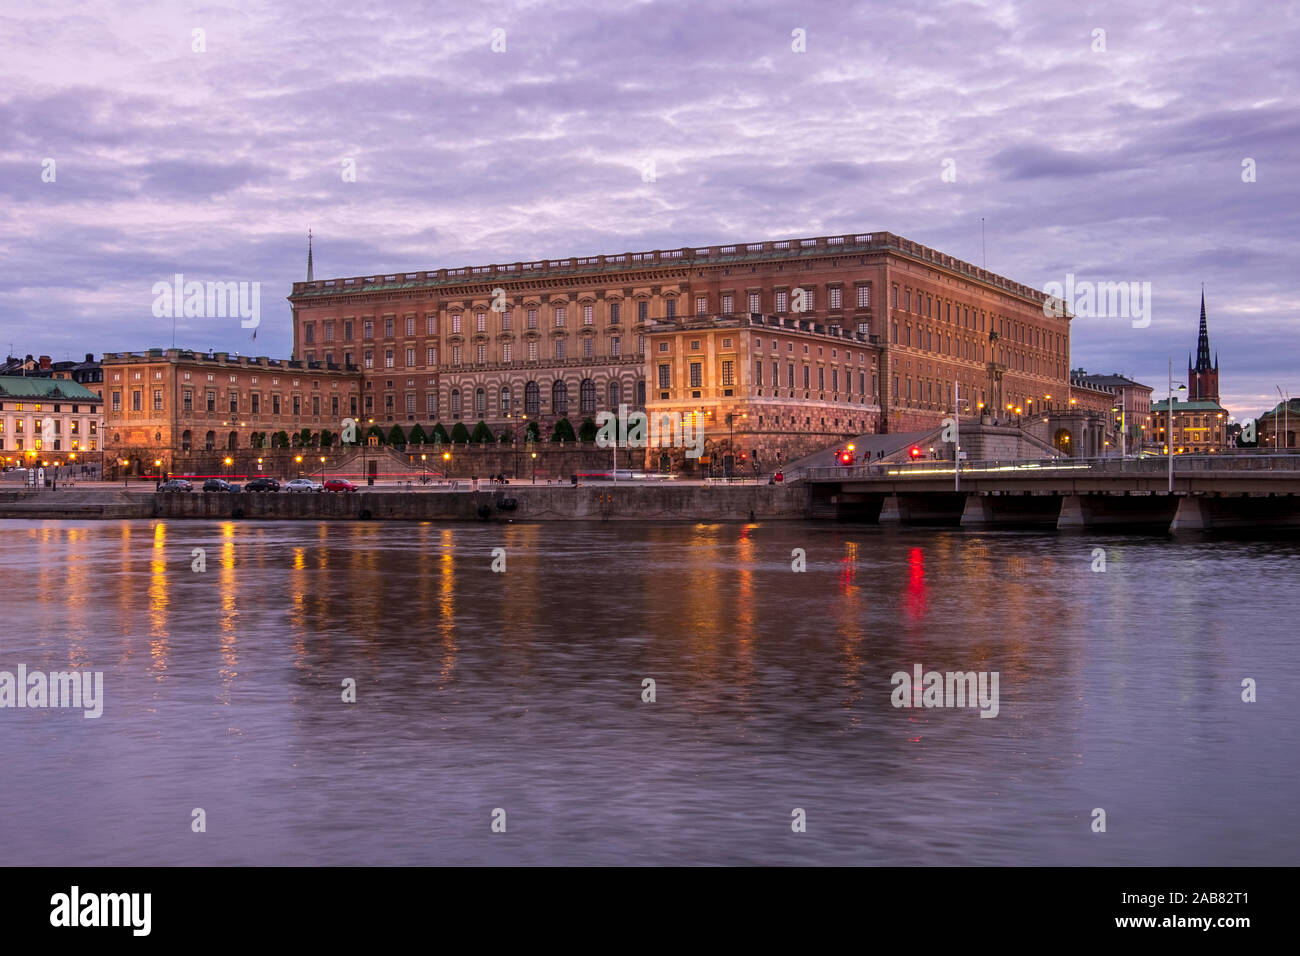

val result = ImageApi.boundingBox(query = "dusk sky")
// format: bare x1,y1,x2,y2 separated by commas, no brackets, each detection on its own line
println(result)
2,0,1296,418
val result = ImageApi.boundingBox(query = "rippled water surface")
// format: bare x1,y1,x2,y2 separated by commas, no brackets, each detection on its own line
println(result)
0,519,1296,865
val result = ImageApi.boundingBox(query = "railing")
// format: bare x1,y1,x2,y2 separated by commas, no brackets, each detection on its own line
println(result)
806,454,1300,481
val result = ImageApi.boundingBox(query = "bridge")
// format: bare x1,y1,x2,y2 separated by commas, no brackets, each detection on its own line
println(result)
800,454,1300,531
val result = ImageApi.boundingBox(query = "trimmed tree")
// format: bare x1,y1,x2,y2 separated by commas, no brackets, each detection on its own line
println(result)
551,418,576,443
578,417,598,442
431,422,450,444
470,420,494,444
498,427,514,444
407,423,428,446
274,431,290,449
387,424,406,448
450,422,471,444
525,420,541,442
299,428,314,448
319,429,334,449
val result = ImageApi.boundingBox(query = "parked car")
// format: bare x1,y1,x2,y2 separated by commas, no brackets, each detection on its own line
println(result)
285,478,322,493
157,479,193,492
323,477,358,493
202,478,232,493
227,483,243,493
245,477,280,493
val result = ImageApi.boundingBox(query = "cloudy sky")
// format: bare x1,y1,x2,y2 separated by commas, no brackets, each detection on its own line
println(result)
1,0,1296,418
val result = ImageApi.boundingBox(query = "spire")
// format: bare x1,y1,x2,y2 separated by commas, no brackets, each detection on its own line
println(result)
1194,288,1211,372
307,229,314,282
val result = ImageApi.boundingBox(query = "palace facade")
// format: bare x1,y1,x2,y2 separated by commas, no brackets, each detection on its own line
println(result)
289,230,1069,466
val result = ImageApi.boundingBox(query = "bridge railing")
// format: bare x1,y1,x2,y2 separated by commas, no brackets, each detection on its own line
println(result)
807,454,1300,481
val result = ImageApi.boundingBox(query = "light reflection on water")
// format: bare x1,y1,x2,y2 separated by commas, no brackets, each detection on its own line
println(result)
0,518,1296,865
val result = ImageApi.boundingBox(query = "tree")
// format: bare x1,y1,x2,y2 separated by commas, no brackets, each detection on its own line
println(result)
578,417,598,442
407,423,428,445
431,422,450,444
386,424,406,447
299,428,314,448
525,420,541,442
551,418,576,443
250,432,264,449
366,425,386,445
450,422,471,444
470,420,494,444
274,431,290,449
498,427,514,444
319,429,334,449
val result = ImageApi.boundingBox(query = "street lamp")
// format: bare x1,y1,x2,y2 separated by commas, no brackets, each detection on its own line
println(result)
120,458,128,487
320,455,327,482
295,454,303,478
421,453,427,484
1167,358,1187,493
1111,402,1126,459
531,450,537,484
154,458,162,488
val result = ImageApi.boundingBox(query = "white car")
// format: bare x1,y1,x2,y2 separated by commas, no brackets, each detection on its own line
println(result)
285,478,322,493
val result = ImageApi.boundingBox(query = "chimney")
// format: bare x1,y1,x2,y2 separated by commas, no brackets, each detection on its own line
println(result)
85,353,94,362
38,355,51,369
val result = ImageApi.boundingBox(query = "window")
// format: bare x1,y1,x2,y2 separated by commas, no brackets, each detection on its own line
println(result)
696,296,708,315
406,348,415,366
580,379,596,414
658,364,671,388
803,366,810,389
364,351,374,369
384,317,394,337
501,310,511,330
608,381,621,406
406,316,415,336
666,299,676,318
475,388,485,415
451,314,462,334
637,335,645,354
153,389,163,410
610,337,621,356
385,350,394,369
476,312,485,332
500,387,511,413
312,396,320,416
754,361,763,386
305,324,315,344
452,345,461,365
427,347,437,365
555,307,566,327
583,304,593,325
293,396,301,415
525,381,540,415
502,342,512,363
857,285,870,308
748,292,760,314
527,340,538,361
610,302,621,323
787,364,795,388
364,319,374,339
406,393,416,416
818,368,825,390
131,390,142,411
527,308,538,329
829,288,842,310
776,291,788,313
583,338,593,359
183,390,193,412
638,301,648,322
451,389,461,417
476,344,486,363
722,293,734,314
273,394,281,415
721,360,735,386
689,362,702,387
426,393,438,417
552,381,568,416
555,339,566,360
344,320,354,341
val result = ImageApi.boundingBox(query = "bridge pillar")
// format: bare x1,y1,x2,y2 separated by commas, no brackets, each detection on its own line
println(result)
1174,493,1300,531
961,492,1064,529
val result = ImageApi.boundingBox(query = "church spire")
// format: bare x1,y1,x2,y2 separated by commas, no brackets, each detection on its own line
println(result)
1194,288,1211,372
307,229,314,282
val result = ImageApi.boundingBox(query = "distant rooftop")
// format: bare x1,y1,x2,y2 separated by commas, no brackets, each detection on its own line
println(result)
0,376,101,401
289,231,1055,308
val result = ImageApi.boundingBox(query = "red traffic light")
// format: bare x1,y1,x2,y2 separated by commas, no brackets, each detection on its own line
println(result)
839,451,854,465
909,446,922,458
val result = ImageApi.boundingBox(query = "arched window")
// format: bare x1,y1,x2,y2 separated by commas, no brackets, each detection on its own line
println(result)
475,387,486,415
525,381,540,415
580,379,596,414
608,381,621,408
636,380,646,407
500,386,511,414
228,431,238,450
181,430,192,452
450,389,461,417
552,380,568,417
205,430,215,451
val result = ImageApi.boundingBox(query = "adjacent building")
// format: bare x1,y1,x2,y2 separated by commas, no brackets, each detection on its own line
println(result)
0,375,103,466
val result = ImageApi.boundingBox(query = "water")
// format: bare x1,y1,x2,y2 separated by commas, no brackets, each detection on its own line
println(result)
1,519,1296,865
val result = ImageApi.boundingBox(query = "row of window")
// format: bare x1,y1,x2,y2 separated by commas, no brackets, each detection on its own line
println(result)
0,437,96,452
307,336,644,370
0,419,95,436
0,402,94,413
889,286,1066,357
299,284,875,345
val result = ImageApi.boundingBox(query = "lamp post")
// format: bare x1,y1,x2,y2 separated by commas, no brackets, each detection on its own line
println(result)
421,453,427,484
295,454,303,478
120,458,128,488
320,455,327,483
1167,358,1186,493
531,450,537,484
1111,401,1126,459
154,458,162,489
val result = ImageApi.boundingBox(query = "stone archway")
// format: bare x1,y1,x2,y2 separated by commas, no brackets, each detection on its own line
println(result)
1054,428,1074,456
